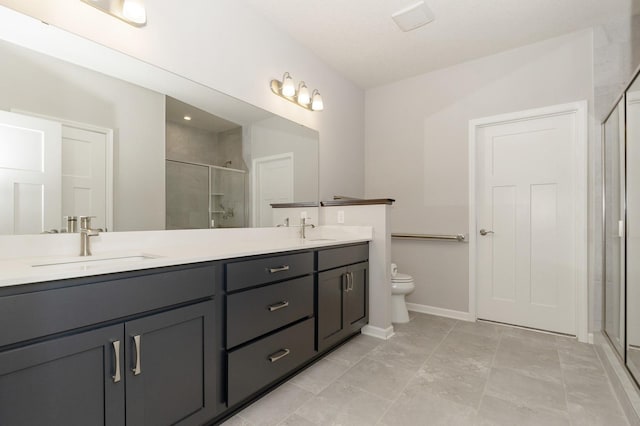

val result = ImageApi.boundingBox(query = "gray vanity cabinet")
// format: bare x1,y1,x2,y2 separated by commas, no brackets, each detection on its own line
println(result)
0,263,219,426
125,301,216,426
317,244,369,352
0,324,124,426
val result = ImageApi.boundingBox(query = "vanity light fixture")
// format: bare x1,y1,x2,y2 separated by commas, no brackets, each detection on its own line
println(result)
81,0,147,27
183,115,192,121
270,73,324,111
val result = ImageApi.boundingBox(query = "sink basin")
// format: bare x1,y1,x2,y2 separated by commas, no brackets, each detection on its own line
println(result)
31,254,160,271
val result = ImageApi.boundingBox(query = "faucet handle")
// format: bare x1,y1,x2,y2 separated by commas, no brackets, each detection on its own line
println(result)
79,216,96,229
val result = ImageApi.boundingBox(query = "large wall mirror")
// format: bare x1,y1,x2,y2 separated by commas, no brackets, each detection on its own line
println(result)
0,6,319,234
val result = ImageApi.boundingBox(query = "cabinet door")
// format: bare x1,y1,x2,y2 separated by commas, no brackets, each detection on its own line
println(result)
0,324,124,426
346,262,369,331
125,301,216,426
317,267,348,351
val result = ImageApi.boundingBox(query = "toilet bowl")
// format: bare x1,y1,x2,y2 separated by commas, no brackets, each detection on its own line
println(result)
391,272,415,323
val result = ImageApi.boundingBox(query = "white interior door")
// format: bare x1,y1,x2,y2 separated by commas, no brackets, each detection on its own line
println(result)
252,153,293,227
475,106,583,335
0,110,61,234
61,126,107,230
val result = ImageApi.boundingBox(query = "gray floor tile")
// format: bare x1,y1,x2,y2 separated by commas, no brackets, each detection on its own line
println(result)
325,334,381,366
336,357,415,401
476,394,570,426
366,334,440,371
277,414,317,426
427,330,497,376
485,367,567,412
493,334,563,383
220,415,252,426
501,327,558,348
295,380,390,425
289,357,351,394
239,383,314,426
453,320,506,339
379,383,477,426
414,363,487,409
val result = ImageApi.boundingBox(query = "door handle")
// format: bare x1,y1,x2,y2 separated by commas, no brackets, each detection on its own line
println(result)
132,335,141,376
111,340,121,383
479,229,494,236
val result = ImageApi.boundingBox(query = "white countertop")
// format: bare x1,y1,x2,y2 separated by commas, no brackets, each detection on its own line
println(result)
0,226,372,288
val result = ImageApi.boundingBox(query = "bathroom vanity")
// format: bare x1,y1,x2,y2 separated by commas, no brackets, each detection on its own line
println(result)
0,233,370,425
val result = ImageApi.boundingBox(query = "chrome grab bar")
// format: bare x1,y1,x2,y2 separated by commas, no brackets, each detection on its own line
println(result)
391,233,466,242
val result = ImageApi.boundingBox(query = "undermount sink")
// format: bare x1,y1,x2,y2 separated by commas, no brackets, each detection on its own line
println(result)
31,254,160,271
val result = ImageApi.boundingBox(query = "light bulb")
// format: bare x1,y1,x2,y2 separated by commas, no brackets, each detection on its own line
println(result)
122,0,147,24
311,90,324,111
281,72,296,97
297,82,310,105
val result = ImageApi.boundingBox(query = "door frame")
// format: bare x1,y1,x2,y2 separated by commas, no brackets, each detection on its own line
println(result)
12,109,114,232
251,152,294,227
468,101,588,342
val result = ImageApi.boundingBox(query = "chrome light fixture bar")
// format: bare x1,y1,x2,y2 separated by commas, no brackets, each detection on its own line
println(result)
270,72,324,111
81,0,147,27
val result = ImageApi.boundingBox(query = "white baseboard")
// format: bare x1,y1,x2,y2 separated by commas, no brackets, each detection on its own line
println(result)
406,303,475,322
361,324,395,340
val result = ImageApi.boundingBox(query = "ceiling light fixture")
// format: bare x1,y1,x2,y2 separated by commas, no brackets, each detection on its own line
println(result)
270,73,324,111
80,0,148,27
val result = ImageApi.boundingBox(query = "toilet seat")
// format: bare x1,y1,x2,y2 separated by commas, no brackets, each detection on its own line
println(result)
392,273,413,282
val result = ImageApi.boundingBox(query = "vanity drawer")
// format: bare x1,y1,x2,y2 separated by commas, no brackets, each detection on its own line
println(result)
226,251,313,292
0,263,217,348
227,318,315,406
317,243,368,271
227,276,313,348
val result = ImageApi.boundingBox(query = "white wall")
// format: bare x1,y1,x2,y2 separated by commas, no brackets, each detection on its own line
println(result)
0,0,365,201
365,31,595,317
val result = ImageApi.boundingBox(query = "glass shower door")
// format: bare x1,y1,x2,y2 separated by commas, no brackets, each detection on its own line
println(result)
603,99,626,357
627,79,640,381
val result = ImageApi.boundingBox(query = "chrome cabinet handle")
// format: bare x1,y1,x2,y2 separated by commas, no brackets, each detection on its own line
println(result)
268,348,291,363
132,335,141,376
268,301,290,312
349,272,354,291
268,265,290,273
479,229,494,236
112,340,121,383
343,273,349,292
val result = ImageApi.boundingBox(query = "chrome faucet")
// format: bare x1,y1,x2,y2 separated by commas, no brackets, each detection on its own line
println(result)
79,216,100,256
300,217,315,239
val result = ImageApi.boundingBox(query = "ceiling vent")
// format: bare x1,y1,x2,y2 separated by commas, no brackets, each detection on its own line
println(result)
391,1,434,32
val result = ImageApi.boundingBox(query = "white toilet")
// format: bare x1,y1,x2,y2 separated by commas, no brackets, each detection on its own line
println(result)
391,265,415,323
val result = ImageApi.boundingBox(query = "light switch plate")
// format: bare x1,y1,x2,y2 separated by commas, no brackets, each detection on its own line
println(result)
337,210,345,224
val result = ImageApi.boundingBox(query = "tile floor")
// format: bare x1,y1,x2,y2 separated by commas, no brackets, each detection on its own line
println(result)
222,313,629,425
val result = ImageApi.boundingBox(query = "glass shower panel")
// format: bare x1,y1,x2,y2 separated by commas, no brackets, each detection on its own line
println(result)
165,160,210,230
627,79,640,381
210,167,246,228
604,99,626,357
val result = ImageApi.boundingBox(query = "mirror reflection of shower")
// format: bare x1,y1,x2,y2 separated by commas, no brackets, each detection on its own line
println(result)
165,96,247,229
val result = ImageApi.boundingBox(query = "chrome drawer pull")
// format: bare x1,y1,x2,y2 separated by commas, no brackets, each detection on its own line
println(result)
132,334,142,376
268,301,290,312
268,348,291,363
111,340,121,383
268,265,290,273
